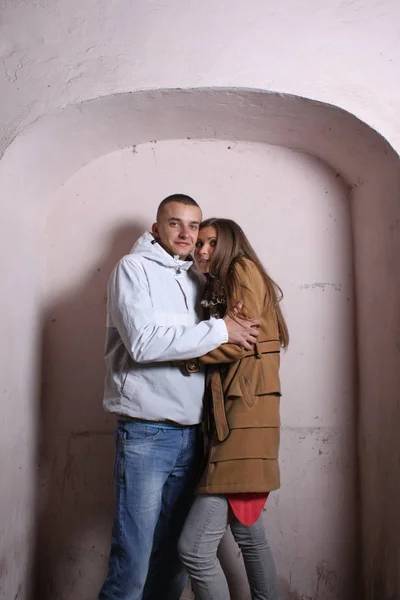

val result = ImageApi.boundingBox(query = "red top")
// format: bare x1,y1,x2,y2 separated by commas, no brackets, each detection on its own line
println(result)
227,493,269,526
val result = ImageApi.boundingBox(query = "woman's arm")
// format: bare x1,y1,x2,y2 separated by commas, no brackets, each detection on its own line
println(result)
200,260,265,364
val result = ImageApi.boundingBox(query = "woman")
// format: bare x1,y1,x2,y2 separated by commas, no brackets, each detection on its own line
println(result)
178,218,289,600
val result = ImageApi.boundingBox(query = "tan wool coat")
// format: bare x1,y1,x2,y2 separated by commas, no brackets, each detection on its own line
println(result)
197,258,282,495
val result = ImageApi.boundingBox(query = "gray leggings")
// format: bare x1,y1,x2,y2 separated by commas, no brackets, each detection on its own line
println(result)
178,494,280,600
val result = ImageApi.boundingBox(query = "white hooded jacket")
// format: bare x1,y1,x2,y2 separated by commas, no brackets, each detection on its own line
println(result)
103,232,228,424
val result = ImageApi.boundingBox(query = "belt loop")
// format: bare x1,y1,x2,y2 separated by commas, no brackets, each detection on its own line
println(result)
255,342,262,359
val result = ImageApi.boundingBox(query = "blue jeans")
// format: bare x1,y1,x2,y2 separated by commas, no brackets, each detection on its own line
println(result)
99,420,202,600
178,495,280,600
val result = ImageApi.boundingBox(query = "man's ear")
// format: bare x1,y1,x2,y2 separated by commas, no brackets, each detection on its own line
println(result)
151,222,159,237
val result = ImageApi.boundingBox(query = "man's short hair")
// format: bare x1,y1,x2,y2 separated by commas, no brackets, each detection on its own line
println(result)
156,194,200,221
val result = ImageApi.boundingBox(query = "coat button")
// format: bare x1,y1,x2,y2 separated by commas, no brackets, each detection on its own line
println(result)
185,360,200,373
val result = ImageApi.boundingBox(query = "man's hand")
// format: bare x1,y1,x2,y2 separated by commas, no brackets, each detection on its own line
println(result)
223,302,260,350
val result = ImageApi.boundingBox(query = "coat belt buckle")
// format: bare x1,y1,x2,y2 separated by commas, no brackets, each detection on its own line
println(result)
185,359,200,373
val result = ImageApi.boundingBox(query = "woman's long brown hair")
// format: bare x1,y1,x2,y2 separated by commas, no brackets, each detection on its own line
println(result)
200,218,289,348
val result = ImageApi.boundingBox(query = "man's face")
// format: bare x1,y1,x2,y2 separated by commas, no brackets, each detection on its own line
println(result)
152,201,202,259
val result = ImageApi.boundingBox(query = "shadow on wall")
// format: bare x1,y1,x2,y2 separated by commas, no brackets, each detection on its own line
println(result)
33,221,145,598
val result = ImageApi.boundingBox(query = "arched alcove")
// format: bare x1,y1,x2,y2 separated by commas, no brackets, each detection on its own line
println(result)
0,88,399,600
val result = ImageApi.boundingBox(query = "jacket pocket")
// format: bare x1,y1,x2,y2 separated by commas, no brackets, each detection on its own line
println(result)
120,370,138,400
120,370,129,395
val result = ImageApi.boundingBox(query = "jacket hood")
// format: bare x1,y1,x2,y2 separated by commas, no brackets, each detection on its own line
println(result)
130,231,194,272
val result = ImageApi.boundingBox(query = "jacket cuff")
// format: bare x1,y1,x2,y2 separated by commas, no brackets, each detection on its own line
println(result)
212,317,229,343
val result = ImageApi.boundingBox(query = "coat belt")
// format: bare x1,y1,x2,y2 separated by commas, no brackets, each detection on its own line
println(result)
211,340,281,442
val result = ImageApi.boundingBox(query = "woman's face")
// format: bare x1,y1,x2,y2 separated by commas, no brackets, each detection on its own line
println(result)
194,226,218,273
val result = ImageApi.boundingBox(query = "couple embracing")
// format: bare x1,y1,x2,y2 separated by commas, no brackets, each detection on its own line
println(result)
99,194,288,600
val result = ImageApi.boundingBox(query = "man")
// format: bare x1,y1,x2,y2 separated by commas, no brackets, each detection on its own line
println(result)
99,194,259,600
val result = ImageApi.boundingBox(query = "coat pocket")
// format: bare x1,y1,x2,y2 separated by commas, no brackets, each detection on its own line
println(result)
239,376,255,408
226,394,281,429
210,427,280,462
253,354,281,396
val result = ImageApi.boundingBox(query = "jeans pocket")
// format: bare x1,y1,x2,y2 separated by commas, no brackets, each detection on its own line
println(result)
119,421,165,446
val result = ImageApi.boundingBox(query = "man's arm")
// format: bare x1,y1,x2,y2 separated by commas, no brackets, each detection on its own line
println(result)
108,257,257,363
